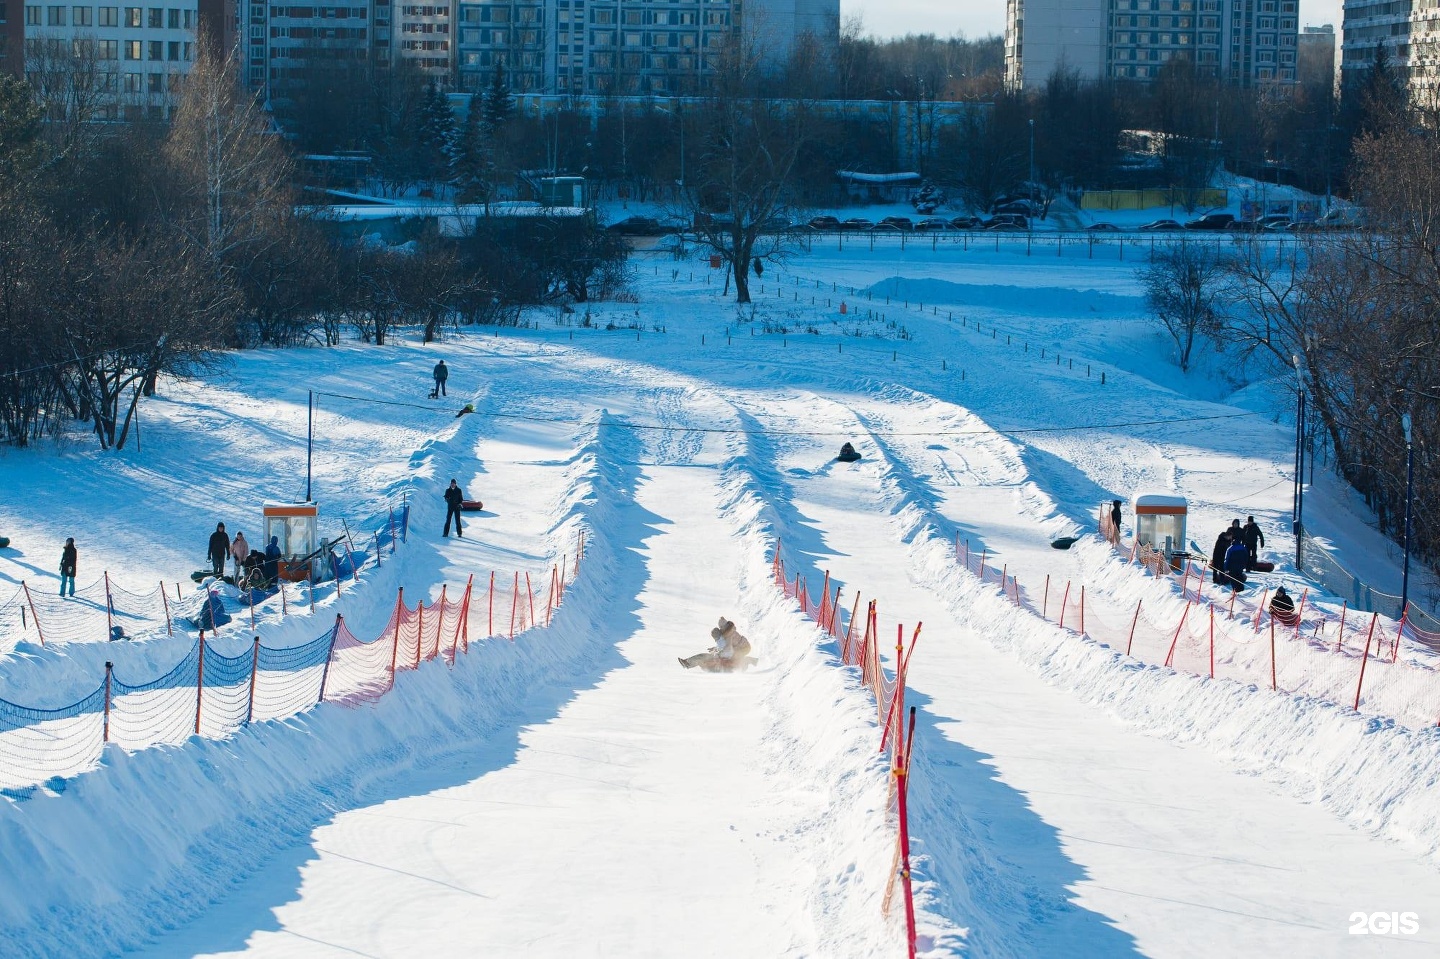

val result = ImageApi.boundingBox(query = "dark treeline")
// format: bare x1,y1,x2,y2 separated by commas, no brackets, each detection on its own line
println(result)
0,50,627,450
938,56,1387,214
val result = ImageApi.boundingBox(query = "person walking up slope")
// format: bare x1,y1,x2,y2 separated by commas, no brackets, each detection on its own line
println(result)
433,360,449,398
443,479,466,538
58,537,77,597
207,523,230,578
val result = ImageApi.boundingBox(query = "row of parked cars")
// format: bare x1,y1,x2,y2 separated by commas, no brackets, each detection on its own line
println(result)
804,214,1028,232
1086,209,1363,233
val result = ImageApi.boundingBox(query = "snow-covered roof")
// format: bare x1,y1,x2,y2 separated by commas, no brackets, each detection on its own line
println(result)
1132,493,1188,512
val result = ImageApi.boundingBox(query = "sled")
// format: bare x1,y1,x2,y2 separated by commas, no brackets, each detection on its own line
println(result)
1252,560,1275,573
1051,536,1078,550
190,570,236,585
460,500,484,512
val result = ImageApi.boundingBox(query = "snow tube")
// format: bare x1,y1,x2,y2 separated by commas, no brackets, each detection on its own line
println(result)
0,537,10,549
461,500,484,512
1252,560,1275,573
1050,536,1079,550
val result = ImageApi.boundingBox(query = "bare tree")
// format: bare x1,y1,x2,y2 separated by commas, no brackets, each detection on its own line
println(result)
673,32,811,303
1139,240,1225,372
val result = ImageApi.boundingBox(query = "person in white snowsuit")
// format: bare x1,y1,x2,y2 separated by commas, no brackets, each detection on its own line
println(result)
679,617,753,672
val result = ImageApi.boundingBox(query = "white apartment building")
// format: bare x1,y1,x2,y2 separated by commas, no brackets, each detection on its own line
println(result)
453,0,838,96
1007,0,1299,89
17,2,203,118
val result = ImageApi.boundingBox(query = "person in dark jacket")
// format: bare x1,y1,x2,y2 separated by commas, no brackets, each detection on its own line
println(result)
1223,538,1249,591
1242,516,1265,570
263,535,282,585
1269,586,1296,618
1109,499,1122,538
1209,529,1232,585
433,360,449,397
443,478,466,537
59,537,77,596
207,523,230,577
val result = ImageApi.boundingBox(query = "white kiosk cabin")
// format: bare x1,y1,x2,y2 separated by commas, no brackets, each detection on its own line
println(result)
1132,494,1188,560
262,502,319,582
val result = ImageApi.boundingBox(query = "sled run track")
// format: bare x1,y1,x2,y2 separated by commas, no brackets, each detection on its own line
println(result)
7,327,1440,959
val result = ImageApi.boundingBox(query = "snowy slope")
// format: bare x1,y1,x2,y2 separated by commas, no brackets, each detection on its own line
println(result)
0,240,1437,958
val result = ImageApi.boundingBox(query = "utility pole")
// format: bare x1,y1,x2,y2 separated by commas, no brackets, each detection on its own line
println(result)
1401,412,1415,617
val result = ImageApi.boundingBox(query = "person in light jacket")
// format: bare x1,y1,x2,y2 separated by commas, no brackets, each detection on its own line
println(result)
230,531,250,581
679,617,753,672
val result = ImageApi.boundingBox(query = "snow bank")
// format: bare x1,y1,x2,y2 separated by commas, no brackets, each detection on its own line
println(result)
0,415,621,958
860,420,1440,867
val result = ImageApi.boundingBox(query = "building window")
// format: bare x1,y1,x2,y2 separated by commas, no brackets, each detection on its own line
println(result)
148,71,162,92
183,40,191,59
148,39,162,59
98,38,117,58
182,7,190,27
147,6,159,27
124,5,138,26
98,4,116,23
124,39,141,58
168,39,178,59
46,4,64,24
123,71,141,91
166,6,176,27
73,5,91,25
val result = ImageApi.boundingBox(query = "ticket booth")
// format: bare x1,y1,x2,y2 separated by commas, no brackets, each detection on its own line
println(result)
1132,494,1188,565
263,501,319,581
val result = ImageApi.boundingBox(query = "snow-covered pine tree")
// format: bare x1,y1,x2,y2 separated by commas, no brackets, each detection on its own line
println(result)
481,62,514,134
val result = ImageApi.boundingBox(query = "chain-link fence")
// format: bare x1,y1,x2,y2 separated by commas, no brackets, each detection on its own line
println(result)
1297,523,1440,634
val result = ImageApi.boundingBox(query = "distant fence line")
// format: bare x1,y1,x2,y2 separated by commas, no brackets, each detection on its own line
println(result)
1080,188,1229,211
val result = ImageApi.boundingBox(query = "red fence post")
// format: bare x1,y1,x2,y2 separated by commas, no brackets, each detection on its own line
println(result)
1253,587,1269,633
1126,599,1142,656
1059,581,1071,630
160,581,172,635
104,571,115,640
1042,574,1050,618
194,637,206,735
525,572,535,629
1335,601,1349,653
896,706,919,959
1354,614,1379,710
510,572,519,640
1208,604,1215,679
246,636,260,723
416,602,425,666
1164,602,1192,667
978,549,987,578
318,616,341,702
559,553,568,600
488,571,495,637
451,575,472,662
1079,585,1086,634
103,662,113,743
249,590,257,632
309,566,317,614
280,581,288,616
1392,607,1408,663
388,589,405,688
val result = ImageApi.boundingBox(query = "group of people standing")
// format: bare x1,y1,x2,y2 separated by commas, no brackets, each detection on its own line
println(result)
207,523,281,588
1210,516,1266,591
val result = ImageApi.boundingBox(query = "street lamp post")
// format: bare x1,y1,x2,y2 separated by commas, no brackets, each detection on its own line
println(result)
1292,356,1306,568
1028,118,1035,190
1401,412,1415,617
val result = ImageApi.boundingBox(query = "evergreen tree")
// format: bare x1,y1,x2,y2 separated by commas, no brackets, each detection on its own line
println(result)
482,62,515,133
418,81,458,188
453,101,496,208
0,74,42,187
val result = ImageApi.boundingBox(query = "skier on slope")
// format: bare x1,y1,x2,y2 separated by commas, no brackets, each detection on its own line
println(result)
679,617,753,672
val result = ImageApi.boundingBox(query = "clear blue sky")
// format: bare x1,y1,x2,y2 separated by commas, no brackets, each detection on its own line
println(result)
845,0,1344,40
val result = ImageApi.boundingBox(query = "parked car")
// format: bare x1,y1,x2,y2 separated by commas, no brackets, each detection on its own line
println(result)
993,200,1036,216
1184,212,1236,231
872,223,904,232
759,216,793,233
841,218,875,231
915,217,950,231
1137,219,1184,231
607,216,665,236
808,215,841,231
1085,222,1121,232
950,215,983,230
878,216,915,231
1317,208,1365,230
1260,215,1294,233
983,213,1029,229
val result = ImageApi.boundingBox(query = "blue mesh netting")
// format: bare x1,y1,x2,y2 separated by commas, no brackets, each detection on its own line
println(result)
201,642,256,687
257,632,333,672
0,686,106,727
112,644,202,696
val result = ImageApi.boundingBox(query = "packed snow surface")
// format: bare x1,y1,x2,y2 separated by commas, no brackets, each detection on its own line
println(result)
1,240,1438,958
